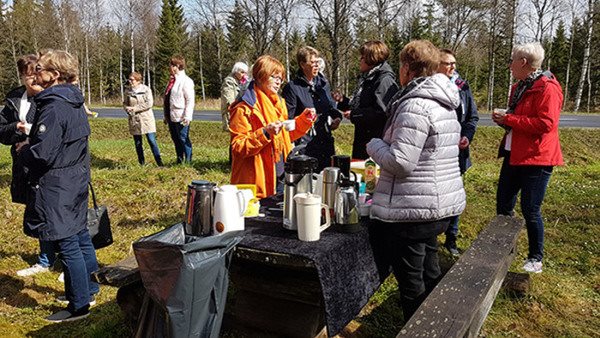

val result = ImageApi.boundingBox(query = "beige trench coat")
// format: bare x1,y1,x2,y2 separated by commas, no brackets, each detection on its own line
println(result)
124,84,156,135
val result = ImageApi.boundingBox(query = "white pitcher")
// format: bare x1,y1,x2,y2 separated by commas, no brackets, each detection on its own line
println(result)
213,185,247,235
293,193,331,241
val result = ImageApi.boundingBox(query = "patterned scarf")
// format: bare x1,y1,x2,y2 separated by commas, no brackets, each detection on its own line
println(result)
508,69,543,113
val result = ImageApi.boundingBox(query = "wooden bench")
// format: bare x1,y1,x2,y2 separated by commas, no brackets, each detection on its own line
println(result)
397,215,526,337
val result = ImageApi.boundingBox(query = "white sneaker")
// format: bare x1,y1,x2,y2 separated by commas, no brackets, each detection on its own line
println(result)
58,272,64,283
16,264,50,277
522,259,543,273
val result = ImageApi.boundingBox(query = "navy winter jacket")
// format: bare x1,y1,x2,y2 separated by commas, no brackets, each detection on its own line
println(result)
282,70,342,171
20,84,91,241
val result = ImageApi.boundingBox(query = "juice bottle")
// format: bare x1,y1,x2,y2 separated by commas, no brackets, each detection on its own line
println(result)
364,158,377,193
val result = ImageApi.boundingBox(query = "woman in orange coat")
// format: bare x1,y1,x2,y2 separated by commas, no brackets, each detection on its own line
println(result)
229,55,316,198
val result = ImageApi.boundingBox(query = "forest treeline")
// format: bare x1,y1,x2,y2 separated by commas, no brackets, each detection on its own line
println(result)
0,0,598,112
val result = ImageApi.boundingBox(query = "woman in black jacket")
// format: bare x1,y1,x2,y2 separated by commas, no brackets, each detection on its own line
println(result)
334,41,399,160
0,55,57,278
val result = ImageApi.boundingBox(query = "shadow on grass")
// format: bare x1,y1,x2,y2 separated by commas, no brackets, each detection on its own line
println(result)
27,301,130,338
191,158,230,174
90,152,121,170
0,273,61,309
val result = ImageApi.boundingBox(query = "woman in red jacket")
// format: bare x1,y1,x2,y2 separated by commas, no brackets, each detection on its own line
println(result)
492,42,563,274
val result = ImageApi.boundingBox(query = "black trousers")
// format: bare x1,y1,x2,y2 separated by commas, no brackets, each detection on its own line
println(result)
368,218,450,320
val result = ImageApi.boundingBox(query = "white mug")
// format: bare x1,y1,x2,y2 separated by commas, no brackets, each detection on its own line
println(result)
293,193,331,241
282,119,296,131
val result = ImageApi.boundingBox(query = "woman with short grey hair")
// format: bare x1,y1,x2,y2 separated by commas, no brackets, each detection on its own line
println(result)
221,62,249,131
492,42,563,274
511,42,545,69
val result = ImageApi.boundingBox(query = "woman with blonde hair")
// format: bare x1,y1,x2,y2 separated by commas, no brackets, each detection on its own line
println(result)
366,40,465,320
229,55,316,198
17,49,98,322
124,71,163,166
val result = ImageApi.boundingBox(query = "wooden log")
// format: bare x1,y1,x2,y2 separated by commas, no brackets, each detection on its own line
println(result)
398,215,523,338
91,255,140,288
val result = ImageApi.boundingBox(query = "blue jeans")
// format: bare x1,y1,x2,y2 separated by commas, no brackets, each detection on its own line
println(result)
496,155,553,261
38,240,56,268
133,133,163,165
168,122,192,163
53,228,99,312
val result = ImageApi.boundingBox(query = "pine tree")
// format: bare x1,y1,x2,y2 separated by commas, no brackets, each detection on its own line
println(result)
549,21,569,85
155,0,187,92
225,0,251,65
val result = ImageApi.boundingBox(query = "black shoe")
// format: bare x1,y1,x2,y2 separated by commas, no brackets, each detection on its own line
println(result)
46,307,90,323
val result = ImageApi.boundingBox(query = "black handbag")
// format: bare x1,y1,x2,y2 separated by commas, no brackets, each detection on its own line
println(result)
87,183,113,249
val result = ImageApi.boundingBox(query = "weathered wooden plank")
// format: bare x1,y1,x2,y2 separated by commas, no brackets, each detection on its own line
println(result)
398,215,523,338
91,255,140,288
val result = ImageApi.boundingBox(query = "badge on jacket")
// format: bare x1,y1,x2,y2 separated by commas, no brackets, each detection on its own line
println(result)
38,124,46,134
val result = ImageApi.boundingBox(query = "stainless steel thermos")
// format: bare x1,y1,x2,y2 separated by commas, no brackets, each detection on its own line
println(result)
184,180,216,236
283,155,318,230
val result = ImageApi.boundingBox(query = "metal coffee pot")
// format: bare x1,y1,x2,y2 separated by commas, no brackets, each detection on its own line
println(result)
334,177,360,232
283,155,318,230
184,180,216,236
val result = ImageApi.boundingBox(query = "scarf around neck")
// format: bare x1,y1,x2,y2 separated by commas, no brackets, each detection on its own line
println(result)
255,85,287,160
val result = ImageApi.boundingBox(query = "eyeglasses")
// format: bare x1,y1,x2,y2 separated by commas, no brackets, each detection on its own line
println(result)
35,64,53,73
128,78,137,82
440,61,456,67
270,75,283,82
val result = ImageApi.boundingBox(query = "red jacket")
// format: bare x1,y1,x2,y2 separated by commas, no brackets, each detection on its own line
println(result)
503,74,564,166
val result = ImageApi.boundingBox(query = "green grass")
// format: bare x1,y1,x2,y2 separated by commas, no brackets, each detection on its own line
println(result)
0,121,598,337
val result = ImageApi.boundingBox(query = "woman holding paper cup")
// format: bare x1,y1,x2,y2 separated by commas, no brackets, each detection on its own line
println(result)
1,54,58,278
366,40,465,320
492,42,563,274
229,55,317,199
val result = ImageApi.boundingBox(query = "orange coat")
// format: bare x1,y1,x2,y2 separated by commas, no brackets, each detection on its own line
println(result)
229,83,313,198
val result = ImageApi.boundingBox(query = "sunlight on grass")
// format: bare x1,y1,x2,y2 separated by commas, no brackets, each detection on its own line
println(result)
0,121,598,337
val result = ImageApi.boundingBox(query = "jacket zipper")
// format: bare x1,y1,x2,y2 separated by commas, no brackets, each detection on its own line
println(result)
388,175,396,205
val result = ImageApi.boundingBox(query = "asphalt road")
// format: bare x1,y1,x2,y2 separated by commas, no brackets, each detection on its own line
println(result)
92,107,600,128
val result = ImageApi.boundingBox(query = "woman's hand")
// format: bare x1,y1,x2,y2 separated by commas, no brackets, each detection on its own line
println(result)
264,121,283,137
492,109,507,125
16,122,27,133
342,110,351,119
301,108,317,122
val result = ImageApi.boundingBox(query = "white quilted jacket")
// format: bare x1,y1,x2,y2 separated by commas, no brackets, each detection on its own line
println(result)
366,73,466,222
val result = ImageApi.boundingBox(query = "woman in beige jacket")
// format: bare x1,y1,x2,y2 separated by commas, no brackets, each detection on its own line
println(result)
124,72,163,166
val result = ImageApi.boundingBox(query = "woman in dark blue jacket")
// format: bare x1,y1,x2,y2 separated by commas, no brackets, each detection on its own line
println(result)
17,49,98,322
282,46,342,171
0,55,58,277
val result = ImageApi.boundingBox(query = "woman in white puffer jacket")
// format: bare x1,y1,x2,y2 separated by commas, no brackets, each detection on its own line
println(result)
366,40,466,321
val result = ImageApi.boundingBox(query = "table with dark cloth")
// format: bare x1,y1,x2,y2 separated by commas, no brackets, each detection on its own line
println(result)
237,194,382,336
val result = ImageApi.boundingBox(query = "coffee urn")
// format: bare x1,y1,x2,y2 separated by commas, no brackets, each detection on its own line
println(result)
184,180,216,236
283,155,318,230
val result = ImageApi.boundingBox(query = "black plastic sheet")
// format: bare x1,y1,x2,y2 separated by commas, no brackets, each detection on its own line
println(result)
133,223,243,338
